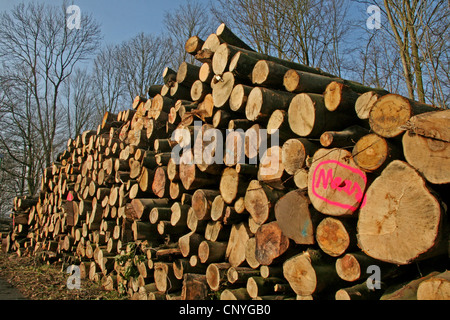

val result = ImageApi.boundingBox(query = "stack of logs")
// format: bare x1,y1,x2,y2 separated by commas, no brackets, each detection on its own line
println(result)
3,23,449,300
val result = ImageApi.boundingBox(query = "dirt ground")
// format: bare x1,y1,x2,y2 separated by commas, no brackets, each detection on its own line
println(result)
0,252,124,300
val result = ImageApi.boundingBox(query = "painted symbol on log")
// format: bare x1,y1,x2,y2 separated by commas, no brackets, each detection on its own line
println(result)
311,160,367,212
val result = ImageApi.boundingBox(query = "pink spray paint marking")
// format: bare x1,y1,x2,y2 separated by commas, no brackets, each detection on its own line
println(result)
311,160,367,212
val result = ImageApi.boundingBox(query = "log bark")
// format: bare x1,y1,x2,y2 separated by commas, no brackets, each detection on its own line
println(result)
323,81,360,113
227,267,260,284
213,43,335,79
229,51,259,81
176,62,201,87
335,281,386,300
205,262,231,291
181,273,210,300
245,87,295,121
283,69,340,94
320,125,369,148
198,240,227,264
252,60,290,89
288,93,355,137
335,252,396,283
221,288,251,300
215,23,254,52
357,160,446,265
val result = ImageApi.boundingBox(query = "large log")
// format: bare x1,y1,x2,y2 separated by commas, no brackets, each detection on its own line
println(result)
184,36,204,56
213,43,335,79
357,160,446,265
252,60,291,89
245,87,295,121
323,81,360,113
380,271,440,300
215,23,254,52
355,91,385,120
335,281,386,300
369,93,438,138
205,262,231,291
229,84,253,113
288,93,354,137
401,109,450,184
308,148,367,216
283,69,339,94
154,262,182,293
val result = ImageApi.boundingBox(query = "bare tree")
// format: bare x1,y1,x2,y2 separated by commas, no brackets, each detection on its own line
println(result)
0,2,101,168
356,0,449,107
62,68,97,139
211,0,279,56
0,65,45,199
211,0,354,76
0,1,101,211
164,0,215,65
92,44,126,120
117,33,175,101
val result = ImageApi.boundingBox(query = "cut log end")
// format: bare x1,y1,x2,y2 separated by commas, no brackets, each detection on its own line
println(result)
357,160,444,265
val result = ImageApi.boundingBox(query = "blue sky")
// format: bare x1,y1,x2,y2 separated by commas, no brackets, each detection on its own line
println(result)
0,0,213,45
0,0,371,46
